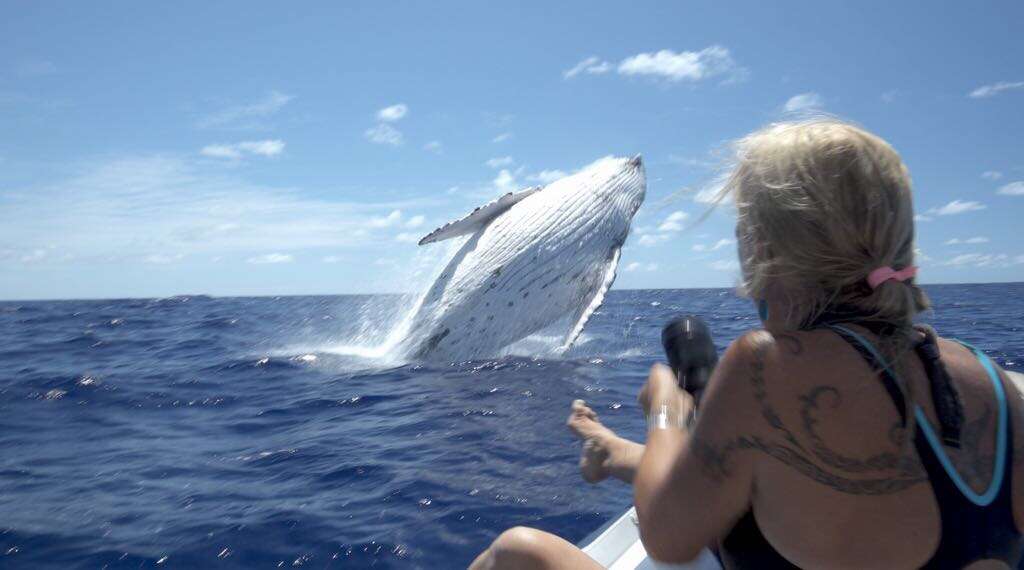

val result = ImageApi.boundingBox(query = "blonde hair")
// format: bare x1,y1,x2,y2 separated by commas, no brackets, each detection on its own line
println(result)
723,119,931,456
725,119,929,329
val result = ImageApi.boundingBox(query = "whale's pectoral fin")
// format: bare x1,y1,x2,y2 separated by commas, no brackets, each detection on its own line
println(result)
558,248,622,353
418,186,543,245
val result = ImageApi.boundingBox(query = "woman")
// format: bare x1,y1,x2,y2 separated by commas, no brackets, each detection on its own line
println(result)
470,120,1024,569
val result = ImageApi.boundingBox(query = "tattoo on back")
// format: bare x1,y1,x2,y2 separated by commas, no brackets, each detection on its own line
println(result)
693,335,1023,495
692,339,928,495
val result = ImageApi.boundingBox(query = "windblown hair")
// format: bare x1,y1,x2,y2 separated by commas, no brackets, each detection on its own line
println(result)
724,119,930,330
723,119,932,451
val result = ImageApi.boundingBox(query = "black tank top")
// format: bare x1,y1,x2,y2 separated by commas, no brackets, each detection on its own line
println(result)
717,325,1023,568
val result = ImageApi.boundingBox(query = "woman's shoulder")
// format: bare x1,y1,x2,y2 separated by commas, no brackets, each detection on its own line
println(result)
933,335,1020,394
721,327,844,366
705,328,841,405
711,327,883,409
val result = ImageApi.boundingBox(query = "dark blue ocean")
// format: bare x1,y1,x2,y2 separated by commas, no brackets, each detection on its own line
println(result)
1,284,1022,569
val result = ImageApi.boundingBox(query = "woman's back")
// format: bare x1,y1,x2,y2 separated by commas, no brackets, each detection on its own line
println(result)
473,119,1023,570
737,326,1023,568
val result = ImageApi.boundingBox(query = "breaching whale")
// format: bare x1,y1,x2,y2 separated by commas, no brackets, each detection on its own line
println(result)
403,155,646,360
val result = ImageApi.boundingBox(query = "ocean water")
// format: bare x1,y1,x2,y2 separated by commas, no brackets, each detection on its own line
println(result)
1,284,1022,569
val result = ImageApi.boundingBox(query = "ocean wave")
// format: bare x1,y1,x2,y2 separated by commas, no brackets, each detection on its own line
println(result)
0,285,1020,568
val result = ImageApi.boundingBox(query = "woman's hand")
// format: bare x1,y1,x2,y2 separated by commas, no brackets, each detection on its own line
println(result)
637,363,694,425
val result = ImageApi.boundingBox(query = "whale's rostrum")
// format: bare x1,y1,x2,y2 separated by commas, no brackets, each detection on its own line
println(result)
403,155,646,360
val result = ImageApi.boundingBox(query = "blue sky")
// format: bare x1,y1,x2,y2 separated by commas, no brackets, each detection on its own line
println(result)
1,1,1022,300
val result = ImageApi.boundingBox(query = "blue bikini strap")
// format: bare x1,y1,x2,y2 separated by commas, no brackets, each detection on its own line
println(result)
827,324,1008,506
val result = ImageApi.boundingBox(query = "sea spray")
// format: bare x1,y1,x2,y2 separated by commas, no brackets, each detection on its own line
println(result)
310,237,470,365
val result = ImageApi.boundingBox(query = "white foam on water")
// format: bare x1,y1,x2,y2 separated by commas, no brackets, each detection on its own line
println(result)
274,232,634,367
280,237,469,368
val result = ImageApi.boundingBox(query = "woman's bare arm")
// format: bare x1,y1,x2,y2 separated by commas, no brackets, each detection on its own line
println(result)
633,333,766,563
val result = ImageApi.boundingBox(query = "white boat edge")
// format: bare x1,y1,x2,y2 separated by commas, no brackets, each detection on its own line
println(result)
579,506,720,570
580,370,1024,569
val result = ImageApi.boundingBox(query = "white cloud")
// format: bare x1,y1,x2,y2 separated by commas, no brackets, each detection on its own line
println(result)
368,210,404,228
200,139,285,159
563,56,613,79
492,132,512,143
636,211,689,247
247,253,293,264
943,253,982,267
143,253,185,264
657,211,689,232
19,248,49,263
915,248,932,264
997,181,1024,196
365,123,403,146
377,103,408,122
941,253,1022,269
668,154,718,170
784,92,823,113
710,259,740,272
914,214,933,222
945,236,989,245
493,169,518,193
485,156,514,168
200,145,242,159
969,81,1024,99
624,261,659,272
405,215,425,228
638,233,669,247
395,232,419,243
617,46,743,83
880,89,899,104
928,200,986,216
322,255,342,263
982,171,1003,181
237,140,284,156
197,91,293,129
423,140,443,154
693,238,735,252
528,169,568,184
0,155,435,267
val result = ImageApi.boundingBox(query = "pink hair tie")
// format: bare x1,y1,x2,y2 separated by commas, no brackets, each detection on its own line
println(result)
867,265,918,289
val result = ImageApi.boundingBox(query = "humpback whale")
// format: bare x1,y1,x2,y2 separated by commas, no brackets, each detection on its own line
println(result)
404,155,646,360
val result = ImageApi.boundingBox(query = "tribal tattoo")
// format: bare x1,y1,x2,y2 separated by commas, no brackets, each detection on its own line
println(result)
692,335,929,495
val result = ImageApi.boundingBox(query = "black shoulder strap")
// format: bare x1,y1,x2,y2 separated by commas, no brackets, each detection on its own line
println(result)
826,324,964,447
826,325,908,425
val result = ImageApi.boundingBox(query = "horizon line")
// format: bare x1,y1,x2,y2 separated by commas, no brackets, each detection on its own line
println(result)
1,280,1021,304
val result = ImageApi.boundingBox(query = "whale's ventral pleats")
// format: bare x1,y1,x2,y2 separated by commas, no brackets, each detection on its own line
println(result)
404,156,646,360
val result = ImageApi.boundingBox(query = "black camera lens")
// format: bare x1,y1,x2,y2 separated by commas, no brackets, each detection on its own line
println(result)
661,316,717,395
